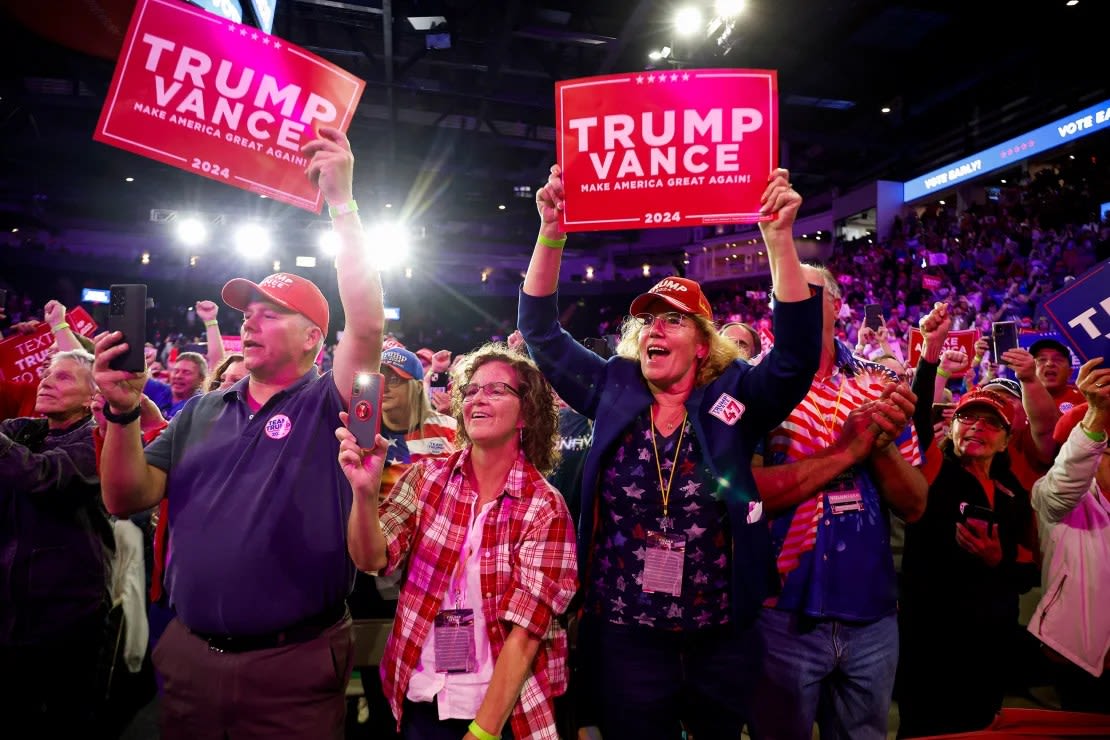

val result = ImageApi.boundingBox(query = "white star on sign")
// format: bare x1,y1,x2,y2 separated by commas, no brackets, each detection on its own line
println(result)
671,73,678,82
228,24,236,31
682,73,690,81
263,37,270,45
647,75,655,83
636,75,644,84
252,33,259,40
273,41,282,49
240,28,247,36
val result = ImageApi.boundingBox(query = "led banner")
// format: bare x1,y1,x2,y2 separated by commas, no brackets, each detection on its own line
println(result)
0,308,99,383
94,0,365,213
903,97,1110,202
1041,259,1110,364
555,68,778,232
907,328,979,377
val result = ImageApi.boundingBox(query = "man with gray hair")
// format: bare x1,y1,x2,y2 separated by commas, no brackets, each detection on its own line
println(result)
0,348,113,735
166,351,208,419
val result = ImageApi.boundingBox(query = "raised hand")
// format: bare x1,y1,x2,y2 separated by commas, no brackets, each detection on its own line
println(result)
93,331,148,413
1000,347,1036,382
301,126,355,206
758,168,801,235
336,411,389,495
536,164,565,227
195,300,219,323
44,299,66,328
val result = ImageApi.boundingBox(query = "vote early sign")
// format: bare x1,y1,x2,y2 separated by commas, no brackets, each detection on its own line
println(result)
555,68,777,232
94,0,365,212
1041,260,1110,363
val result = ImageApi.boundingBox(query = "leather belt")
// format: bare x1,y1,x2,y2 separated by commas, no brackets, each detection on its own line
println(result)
191,602,348,653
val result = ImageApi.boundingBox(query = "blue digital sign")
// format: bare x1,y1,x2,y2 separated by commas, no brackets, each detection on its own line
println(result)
246,0,276,34
903,97,1110,202
190,0,243,24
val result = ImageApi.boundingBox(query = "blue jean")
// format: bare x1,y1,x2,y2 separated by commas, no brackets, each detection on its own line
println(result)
583,618,762,740
750,609,898,740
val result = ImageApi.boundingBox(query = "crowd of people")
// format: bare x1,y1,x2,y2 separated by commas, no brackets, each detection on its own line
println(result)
1,130,1109,740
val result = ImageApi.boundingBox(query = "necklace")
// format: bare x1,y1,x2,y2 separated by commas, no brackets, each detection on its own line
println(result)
649,406,687,531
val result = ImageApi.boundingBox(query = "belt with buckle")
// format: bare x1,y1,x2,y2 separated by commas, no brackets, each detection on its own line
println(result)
192,602,348,653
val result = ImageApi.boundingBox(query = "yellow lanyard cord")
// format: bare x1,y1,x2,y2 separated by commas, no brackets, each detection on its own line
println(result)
650,407,688,521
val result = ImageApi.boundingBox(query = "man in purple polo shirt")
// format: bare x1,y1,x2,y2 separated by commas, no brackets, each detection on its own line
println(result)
93,127,384,740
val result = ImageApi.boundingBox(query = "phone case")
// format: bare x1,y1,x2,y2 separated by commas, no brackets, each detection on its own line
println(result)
348,373,384,448
865,304,883,331
992,321,1018,358
107,284,147,373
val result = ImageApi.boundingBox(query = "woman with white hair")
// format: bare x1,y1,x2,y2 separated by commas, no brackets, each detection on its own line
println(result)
0,349,114,733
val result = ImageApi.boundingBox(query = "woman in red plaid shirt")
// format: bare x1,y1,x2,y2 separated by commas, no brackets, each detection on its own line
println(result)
338,343,578,740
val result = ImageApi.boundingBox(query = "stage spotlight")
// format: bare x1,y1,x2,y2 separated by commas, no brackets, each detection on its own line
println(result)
365,221,411,269
234,223,271,258
674,7,703,36
715,0,744,16
176,217,208,247
318,230,341,256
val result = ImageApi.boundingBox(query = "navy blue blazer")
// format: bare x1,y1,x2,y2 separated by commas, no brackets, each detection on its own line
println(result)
518,287,822,626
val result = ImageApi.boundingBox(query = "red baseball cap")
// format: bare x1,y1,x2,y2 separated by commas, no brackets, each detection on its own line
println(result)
221,273,330,336
629,277,713,321
955,390,1016,431
1053,402,1089,445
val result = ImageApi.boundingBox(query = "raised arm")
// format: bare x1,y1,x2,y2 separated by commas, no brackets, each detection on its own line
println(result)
1002,347,1060,465
868,383,928,522
93,331,167,516
522,164,566,298
303,127,385,405
759,168,808,304
44,300,83,352
195,300,227,371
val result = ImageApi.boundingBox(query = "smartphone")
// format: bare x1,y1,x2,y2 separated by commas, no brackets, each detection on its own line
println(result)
931,402,956,426
992,321,1018,359
348,372,384,448
108,284,148,373
959,502,996,536
864,304,884,332
427,371,449,392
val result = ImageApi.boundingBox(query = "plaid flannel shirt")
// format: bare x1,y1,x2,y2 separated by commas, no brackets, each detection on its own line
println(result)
378,447,578,739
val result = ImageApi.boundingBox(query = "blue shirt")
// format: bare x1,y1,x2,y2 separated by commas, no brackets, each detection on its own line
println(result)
765,340,920,622
144,369,354,636
143,378,172,414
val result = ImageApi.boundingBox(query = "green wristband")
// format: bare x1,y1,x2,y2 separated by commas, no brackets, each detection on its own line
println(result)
1080,423,1108,442
536,233,567,250
328,199,359,219
468,720,500,740
936,367,952,379
51,322,71,333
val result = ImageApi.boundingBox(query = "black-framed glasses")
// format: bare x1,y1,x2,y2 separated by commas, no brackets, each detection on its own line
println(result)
460,381,521,401
631,312,689,330
954,411,1005,431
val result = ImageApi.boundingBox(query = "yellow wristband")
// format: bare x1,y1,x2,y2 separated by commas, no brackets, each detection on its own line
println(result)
536,233,567,250
936,367,952,379
204,319,219,328
468,720,500,740
51,322,70,332
1080,422,1107,442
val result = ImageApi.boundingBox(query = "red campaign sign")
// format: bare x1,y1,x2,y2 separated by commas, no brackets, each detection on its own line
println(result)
907,328,980,377
221,335,243,353
922,274,942,291
0,308,99,383
94,0,366,213
555,68,777,232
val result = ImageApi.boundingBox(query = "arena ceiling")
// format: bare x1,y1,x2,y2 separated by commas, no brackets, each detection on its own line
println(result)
0,0,1104,247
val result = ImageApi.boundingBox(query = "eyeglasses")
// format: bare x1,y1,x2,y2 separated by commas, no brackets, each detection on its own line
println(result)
460,381,521,401
954,411,1006,431
631,312,690,330
384,372,408,387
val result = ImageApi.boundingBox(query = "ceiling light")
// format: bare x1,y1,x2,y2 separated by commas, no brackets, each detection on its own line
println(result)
141,251,150,264
318,230,341,255
296,256,317,267
642,263,652,277
715,0,744,17
385,203,393,208
125,177,135,182
938,200,946,205
365,221,411,269
175,217,208,247
648,49,663,60
233,223,271,258
1000,179,1007,184
673,7,703,36
260,194,268,199
1066,0,1078,6
272,260,281,272
880,107,891,114
498,204,506,210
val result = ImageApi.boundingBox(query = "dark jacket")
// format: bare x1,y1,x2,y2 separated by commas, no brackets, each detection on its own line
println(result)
0,416,112,645
518,289,822,626
902,439,1032,630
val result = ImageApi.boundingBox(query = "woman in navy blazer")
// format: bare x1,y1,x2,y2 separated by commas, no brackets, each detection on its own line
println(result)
517,165,823,740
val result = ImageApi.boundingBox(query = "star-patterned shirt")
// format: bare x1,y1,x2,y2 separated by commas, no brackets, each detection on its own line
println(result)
586,412,730,631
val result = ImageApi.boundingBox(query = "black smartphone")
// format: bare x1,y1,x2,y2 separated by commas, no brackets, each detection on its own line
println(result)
348,372,384,448
108,284,147,373
959,502,996,535
931,402,956,426
992,321,1018,359
864,304,884,332
427,371,449,392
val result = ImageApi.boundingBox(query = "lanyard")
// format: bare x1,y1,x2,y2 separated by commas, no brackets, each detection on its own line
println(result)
650,406,687,528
